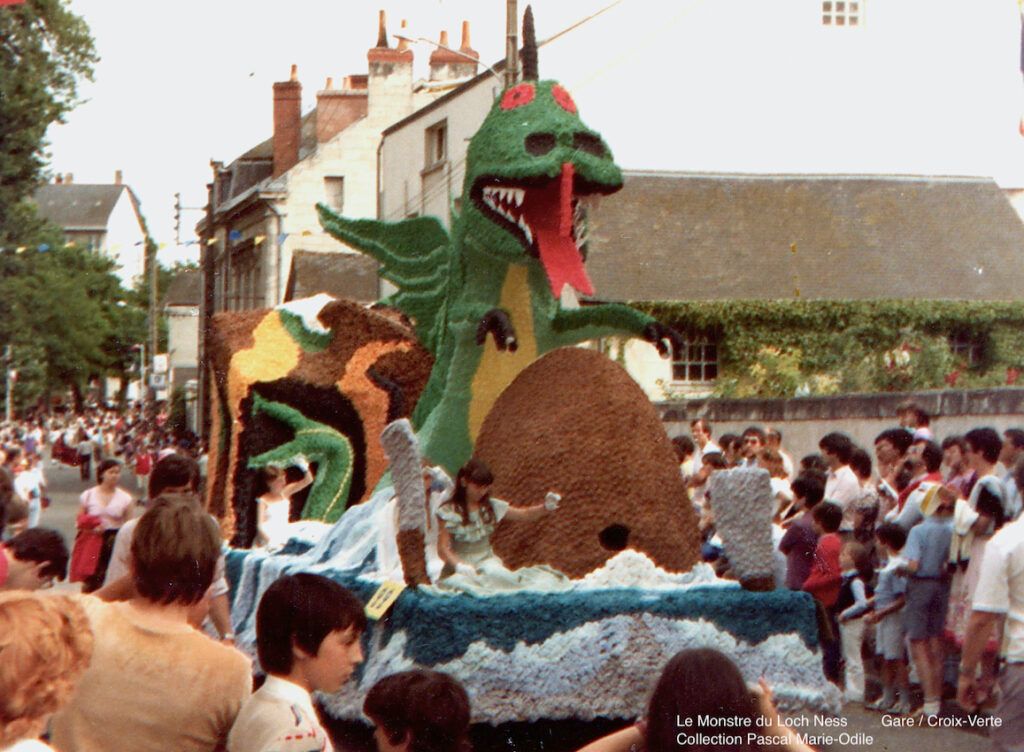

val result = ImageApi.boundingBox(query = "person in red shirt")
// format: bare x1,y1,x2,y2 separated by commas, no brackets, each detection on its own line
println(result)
804,501,844,684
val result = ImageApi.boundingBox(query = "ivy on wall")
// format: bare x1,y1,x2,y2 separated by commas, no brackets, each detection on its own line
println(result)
633,300,1024,399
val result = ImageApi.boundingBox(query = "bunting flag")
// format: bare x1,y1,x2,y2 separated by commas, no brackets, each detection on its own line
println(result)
64,241,76,248
228,230,242,242
207,237,218,245
158,242,167,250
37,244,49,252
300,230,313,237
254,235,265,246
278,233,288,245
15,247,26,254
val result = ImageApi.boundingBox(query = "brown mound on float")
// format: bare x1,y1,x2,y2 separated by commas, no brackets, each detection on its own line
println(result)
479,347,700,578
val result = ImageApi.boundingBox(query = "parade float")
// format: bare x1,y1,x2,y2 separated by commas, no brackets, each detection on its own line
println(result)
210,9,839,742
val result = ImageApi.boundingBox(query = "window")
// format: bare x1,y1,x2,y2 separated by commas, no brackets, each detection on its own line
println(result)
672,339,718,383
822,0,862,26
324,176,344,212
424,120,448,169
949,332,984,368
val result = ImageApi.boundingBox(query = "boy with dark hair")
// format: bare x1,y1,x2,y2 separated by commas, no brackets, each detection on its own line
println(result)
0,528,69,590
804,502,845,603
364,669,471,752
228,573,366,752
52,497,251,752
779,475,825,590
804,501,845,683
865,522,911,714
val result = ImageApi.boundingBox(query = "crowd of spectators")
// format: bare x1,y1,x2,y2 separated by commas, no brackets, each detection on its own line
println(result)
1,398,1023,750
676,401,1024,741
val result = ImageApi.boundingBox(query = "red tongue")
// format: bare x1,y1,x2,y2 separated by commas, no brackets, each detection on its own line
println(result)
522,163,594,298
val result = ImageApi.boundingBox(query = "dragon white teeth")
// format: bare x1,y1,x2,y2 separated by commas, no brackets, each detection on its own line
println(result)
512,188,524,207
518,217,533,245
560,284,580,310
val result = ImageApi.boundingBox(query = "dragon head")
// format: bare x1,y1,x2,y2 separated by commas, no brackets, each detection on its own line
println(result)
462,74,623,302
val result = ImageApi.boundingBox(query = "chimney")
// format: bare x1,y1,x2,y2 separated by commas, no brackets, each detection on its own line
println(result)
55,175,63,185
114,170,123,185
316,74,368,143
429,20,479,82
367,9,413,118
272,64,302,178
65,173,74,184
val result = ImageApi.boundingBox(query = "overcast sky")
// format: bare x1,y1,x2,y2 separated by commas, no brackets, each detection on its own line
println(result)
46,0,1024,266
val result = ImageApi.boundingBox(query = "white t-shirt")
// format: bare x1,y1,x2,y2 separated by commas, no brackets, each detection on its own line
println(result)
227,675,333,752
104,515,229,598
825,465,861,531
971,516,1024,663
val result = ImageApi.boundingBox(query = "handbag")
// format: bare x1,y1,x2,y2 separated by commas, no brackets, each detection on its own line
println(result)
69,510,104,583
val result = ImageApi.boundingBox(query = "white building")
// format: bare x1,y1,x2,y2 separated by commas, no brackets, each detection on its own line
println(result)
32,172,147,286
199,11,482,312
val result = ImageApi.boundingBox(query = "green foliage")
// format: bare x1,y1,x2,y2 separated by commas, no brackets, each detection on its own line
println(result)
635,300,1024,398
0,238,144,410
0,0,97,227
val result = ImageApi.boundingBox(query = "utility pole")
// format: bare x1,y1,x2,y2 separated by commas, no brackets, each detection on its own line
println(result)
4,345,12,423
174,193,181,245
505,0,518,88
147,238,158,417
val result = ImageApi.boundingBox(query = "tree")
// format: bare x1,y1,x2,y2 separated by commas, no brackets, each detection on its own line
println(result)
0,0,97,237
0,243,145,412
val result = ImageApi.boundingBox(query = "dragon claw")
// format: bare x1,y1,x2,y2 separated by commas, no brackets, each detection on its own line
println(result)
643,322,684,360
476,309,518,352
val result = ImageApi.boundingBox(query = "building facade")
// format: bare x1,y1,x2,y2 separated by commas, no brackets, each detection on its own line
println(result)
32,172,147,286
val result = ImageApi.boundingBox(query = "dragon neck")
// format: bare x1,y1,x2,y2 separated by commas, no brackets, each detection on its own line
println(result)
468,264,538,440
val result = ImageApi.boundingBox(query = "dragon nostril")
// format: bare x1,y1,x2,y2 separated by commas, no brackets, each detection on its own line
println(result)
525,133,556,156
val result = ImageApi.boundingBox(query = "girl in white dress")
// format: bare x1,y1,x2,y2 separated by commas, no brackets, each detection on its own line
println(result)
256,459,313,551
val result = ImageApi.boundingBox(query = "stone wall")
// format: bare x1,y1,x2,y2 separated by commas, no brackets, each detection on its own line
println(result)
658,388,1024,462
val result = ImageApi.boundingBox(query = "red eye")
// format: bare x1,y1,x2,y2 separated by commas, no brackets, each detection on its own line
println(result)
551,85,576,114
501,83,535,111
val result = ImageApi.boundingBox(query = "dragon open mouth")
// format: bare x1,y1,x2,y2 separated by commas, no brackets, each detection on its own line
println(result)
476,163,595,301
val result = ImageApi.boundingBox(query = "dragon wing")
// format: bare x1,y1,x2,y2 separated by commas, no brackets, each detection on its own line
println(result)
317,203,451,355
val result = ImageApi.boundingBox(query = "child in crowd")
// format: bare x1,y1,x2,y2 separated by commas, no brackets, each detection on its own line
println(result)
901,485,956,720
363,670,472,752
835,541,874,703
778,475,824,589
0,528,69,591
228,573,367,752
803,502,844,682
803,502,844,606
865,522,910,714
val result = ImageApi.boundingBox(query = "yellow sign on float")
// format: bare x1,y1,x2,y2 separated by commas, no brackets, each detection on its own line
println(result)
365,580,406,620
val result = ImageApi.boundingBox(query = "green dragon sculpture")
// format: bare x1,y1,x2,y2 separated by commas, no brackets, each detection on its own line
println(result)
317,11,679,473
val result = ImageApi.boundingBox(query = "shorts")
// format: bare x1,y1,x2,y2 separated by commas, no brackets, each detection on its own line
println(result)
875,611,905,660
904,578,951,640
